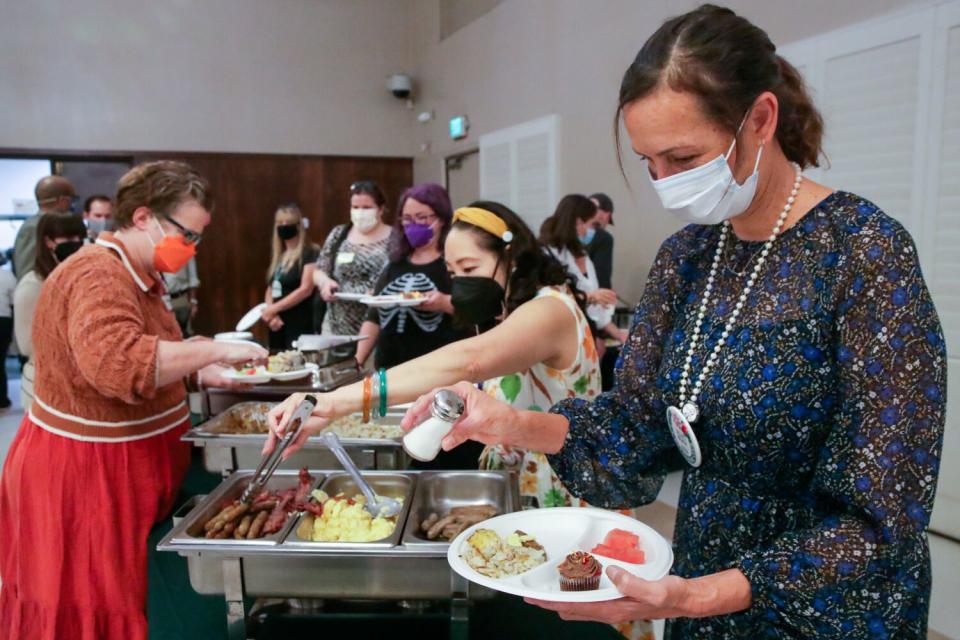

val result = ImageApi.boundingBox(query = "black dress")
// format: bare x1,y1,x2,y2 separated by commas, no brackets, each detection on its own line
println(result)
548,192,946,639
268,245,320,351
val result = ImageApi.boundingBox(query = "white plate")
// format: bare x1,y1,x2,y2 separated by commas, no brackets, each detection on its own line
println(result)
236,303,267,331
222,366,271,385
447,507,673,603
333,292,369,302
266,363,318,381
360,295,425,308
214,331,255,342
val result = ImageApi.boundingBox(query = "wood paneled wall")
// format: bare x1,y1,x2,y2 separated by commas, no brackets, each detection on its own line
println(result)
1,147,413,339
132,152,413,337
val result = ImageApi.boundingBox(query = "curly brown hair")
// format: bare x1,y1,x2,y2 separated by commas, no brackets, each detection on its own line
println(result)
114,161,213,229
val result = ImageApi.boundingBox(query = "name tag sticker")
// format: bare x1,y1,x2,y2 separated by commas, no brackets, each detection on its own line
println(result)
336,252,355,265
271,280,282,299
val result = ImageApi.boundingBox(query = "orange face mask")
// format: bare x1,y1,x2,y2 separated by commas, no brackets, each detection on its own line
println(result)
151,219,196,273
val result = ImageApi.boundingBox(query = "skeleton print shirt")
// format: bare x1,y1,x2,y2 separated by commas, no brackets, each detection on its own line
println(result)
366,257,469,369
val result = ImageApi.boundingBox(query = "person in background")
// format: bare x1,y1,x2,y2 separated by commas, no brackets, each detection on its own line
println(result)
83,194,114,241
162,257,200,337
541,194,627,343
587,192,616,290
268,202,597,486
588,193,622,391
13,212,87,411
0,256,14,409
353,183,467,369
262,204,319,350
315,180,391,336
0,161,267,640
14,175,76,280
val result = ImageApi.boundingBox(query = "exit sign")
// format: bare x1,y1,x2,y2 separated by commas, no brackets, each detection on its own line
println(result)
449,115,469,140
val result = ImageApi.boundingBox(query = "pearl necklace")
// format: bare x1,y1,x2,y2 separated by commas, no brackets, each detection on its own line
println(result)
667,163,802,466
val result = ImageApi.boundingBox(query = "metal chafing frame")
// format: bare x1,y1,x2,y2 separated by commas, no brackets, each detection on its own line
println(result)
158,469,520,640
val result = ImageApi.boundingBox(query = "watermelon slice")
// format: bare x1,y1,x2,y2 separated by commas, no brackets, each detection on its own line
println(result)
604,529,639,549
590,529,645,564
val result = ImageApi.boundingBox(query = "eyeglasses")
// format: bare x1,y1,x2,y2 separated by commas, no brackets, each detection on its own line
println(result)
162,214,203,246
401,213,437,225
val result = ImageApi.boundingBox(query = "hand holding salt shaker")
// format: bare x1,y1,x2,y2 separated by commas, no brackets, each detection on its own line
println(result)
402,389,466,461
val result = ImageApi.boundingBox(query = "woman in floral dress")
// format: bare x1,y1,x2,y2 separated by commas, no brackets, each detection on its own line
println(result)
401,6,945,639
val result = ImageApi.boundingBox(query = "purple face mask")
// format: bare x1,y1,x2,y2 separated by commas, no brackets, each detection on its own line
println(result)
403,222,434,248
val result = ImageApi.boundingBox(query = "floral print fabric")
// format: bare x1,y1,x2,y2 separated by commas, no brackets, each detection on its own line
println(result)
548,192,946,639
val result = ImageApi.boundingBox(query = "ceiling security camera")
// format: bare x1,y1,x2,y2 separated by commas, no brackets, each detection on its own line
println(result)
387,73,412,99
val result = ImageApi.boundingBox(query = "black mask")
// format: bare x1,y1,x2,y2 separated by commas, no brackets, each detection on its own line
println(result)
54,240,84,263
277,224,299,241
451,276,505,327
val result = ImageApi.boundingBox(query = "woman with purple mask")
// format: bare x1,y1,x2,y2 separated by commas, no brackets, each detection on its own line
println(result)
354,183,469,371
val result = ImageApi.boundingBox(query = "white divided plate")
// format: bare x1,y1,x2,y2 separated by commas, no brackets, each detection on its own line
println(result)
267,363,318,381
236,303,267,331
333,292,369,302
447,507,673,603
360,295,424,308
222,366,271,385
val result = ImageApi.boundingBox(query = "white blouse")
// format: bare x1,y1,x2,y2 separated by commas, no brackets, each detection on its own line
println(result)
546,246,613,328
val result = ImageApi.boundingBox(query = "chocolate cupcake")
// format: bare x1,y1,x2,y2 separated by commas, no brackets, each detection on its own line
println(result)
557,551,602,591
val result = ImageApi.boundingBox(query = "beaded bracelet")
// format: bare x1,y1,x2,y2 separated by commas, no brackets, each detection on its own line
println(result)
378,368,387,418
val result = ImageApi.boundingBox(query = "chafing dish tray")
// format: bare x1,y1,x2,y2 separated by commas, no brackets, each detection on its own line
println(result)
168,469,323,547
184,402,408,473
401,471,519,548
159,470,517,599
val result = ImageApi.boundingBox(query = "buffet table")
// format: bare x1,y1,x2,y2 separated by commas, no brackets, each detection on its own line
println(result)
158,469,519,640
167,368,519,640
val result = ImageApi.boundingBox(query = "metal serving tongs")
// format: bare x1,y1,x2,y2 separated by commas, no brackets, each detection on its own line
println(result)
239,394,318,504
318,430,402,518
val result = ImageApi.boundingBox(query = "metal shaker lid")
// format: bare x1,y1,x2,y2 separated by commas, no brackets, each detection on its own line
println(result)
430,389,465,422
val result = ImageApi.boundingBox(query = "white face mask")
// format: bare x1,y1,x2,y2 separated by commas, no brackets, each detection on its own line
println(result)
350,207,379,232
649,115,764,226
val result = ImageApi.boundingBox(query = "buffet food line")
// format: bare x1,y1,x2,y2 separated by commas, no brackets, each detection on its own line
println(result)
159,335,520,640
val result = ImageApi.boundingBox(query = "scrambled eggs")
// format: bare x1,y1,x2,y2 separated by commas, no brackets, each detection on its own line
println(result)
309,490,400,542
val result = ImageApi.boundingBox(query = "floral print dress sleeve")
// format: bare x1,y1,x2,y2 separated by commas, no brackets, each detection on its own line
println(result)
547,237,687,510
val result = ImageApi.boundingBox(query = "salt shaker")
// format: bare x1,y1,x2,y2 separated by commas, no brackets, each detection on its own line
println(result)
402,389,466,462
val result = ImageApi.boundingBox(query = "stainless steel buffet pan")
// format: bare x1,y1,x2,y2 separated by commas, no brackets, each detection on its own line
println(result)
204,359,363,414
170,470,324,547
401,471,519,548
184,402,408,473
284,472,414,550
158,470,519,599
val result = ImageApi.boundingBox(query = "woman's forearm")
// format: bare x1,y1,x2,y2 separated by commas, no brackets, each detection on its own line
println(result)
328,335,482,417
157,340,220,387
354,321,379,366
681,569,752,618
509,410,569,454
269,284,314,314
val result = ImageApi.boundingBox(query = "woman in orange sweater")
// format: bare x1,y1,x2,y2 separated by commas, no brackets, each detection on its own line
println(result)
0,161,266,640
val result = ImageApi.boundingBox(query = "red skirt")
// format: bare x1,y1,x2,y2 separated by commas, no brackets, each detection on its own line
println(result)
0,415,190,640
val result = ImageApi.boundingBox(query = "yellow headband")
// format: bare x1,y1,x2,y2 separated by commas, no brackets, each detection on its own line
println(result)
452,207,514,244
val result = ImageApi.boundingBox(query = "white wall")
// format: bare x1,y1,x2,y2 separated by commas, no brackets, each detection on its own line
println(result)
0,0,414,157
408,0,928,302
